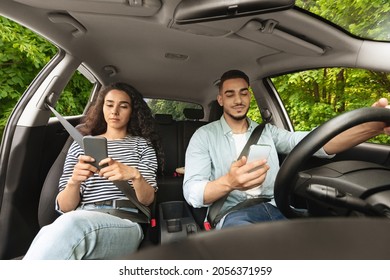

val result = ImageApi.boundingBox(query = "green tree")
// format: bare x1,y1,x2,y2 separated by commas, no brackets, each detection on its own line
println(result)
0,16,92,139
296,0,390,41
272,68,390,143
0,16,56,138
248,87,262,123
267,0,390,144
147,99,201,120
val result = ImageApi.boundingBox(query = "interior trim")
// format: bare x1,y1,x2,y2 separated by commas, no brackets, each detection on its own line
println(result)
13,0,162,16
237,19,325,56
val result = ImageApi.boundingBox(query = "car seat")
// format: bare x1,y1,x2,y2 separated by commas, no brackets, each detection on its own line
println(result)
38,136,73,228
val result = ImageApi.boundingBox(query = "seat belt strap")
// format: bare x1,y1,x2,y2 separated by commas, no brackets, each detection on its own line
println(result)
47,104,85,149
46,104,151,220
207,122,266,227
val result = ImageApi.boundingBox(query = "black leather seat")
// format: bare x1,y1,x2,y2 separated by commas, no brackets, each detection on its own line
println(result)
38,136,73,228
208,100,223,122
37,131,159,248
177,108,207,168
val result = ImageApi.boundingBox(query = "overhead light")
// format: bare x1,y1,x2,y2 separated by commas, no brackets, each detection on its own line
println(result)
127,0,143,7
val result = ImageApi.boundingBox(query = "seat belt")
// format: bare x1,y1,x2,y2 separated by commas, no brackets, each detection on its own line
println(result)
45,104,151,222
205,122,266,229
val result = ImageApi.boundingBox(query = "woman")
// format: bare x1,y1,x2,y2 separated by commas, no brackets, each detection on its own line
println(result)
24,82,162,259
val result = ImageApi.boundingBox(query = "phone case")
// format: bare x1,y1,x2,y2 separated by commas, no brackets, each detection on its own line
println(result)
82,136,108,169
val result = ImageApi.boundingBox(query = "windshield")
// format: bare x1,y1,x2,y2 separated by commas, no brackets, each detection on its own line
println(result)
295,0,390,42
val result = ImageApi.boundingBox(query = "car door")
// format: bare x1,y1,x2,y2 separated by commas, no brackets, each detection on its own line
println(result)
0,50,95,259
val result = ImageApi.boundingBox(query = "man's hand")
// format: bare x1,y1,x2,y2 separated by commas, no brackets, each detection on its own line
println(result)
372,97,390,135
225,156,270,192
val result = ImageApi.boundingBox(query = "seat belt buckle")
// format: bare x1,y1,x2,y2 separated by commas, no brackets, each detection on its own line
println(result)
151,218,156,227
203,221,212,231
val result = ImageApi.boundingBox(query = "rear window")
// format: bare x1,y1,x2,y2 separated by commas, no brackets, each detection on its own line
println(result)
146,99,203,121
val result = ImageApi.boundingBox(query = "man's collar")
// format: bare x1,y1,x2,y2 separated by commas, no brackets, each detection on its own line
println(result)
220,115,254,135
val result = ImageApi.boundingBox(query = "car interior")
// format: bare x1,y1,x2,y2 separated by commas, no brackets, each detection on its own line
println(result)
0,0,390,260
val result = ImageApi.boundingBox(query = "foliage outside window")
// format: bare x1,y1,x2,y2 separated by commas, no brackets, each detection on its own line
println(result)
0,16,93,138
0,16,56,138
271,68,390,144
296,0,390,42
55,72,93,116
248,88,262,123
147,99,202,121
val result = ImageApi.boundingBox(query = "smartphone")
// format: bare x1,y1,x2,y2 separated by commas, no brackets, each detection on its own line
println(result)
83,136,108,169
247,144,271,172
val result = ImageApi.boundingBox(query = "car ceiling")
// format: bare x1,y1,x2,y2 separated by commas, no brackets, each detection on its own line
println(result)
1,0,389,105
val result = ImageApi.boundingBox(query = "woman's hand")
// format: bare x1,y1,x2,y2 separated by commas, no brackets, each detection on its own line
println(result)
98,157,155,206
58,155,98,212
68,155,98,185
98,157,140,182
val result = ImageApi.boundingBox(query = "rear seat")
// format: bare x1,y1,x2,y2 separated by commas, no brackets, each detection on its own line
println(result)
154,113,182,205
154,113,179,177
154,109,208,205
154,108,209,242
177,108,208,169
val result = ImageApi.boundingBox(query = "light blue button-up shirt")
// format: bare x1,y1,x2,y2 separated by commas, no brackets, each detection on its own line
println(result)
183,116,331,215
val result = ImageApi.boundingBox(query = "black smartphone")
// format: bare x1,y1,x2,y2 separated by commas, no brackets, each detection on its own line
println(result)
83,136,108,169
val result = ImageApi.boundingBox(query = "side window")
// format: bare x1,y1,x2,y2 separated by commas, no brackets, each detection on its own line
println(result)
147,99,203,120
55,70,94,116
0,16,56,138
0,15,93,139
271,68,390,144
248,88,262,123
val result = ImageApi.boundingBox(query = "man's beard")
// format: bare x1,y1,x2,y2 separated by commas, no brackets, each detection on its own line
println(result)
225,109,248,121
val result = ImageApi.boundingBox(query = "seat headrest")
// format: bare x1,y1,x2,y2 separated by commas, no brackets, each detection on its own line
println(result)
155,113,173,124
208,100,223,122
183,108,204,120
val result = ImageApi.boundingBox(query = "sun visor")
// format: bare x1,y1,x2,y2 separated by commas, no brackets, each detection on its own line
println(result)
237,19,325,56
13,0,162,17
173,0,295,24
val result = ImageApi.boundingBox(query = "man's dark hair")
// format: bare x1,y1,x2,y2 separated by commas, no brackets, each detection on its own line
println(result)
218,69,250,91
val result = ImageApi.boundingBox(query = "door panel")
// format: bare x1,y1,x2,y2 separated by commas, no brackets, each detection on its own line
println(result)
0,116,82,259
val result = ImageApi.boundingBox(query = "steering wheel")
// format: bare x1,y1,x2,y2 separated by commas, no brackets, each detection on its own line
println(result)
274,107,390,218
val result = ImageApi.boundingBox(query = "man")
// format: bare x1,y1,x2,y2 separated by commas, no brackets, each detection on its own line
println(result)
183,69,390,229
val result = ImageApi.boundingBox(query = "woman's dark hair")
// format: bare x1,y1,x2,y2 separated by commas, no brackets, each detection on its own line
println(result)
80,82,164,171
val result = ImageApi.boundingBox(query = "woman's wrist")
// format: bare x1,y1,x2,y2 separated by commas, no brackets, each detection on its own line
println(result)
132,170,142,182
67,178,81,189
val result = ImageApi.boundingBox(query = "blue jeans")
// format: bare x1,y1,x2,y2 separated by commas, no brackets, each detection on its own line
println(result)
23,206,143,260
220,202,286,229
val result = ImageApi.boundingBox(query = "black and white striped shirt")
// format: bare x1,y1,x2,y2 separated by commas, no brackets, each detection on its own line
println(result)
58,135,158,205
